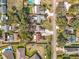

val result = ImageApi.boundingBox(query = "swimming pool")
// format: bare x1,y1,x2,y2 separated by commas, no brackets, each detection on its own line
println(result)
28,0,34,5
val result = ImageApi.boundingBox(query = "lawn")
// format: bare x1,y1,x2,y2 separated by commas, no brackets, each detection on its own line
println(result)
57,55,79,59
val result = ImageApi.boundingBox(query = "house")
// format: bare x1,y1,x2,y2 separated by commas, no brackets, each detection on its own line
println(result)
0,0,7,14
0,0,7,22
2,46,14,59
65,25,74,34
16,48,26,59
34,0,41,5
1,25,10,32
33,32,42,42
64,45,79,55
76,27,79,42
29,52,42,59
36,25,42,31
32,15,43,23
13,32,19,41
7,35,14,41
33,6,40,14
1,15,8,22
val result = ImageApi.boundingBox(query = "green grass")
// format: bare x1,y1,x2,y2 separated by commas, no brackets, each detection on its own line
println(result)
57,55,79,59
0,45,8,51
0,56,2,59
41,20,52,30
26,47,36,57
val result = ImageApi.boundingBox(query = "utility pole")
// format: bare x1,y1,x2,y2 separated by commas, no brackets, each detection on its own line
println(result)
51,0,57,59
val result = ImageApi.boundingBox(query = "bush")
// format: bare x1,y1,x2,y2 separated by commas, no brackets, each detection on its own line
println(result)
26,48,36,57
63,56,70,59
0,30,2,36
23,6,32,14
17,46,25,48
7,31,13,35
63,54,70,59
44,44,51,59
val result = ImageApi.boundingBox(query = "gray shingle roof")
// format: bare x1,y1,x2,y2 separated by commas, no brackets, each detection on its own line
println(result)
29,52,42,59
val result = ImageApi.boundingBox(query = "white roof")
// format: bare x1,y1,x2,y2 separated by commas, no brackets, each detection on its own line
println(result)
64,2,71,11
34,0,41,5
41,29,53,36
41,26,59,36
0,25,1,28
45,9,54,17
1,25,9,32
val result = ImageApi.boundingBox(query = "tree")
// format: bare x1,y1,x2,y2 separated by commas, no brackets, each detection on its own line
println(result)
57,32,68,47
44,44,51,59
0,30,2,36
17,10,32,41
56,16,67,27
7,7,32,41
67,0,79,4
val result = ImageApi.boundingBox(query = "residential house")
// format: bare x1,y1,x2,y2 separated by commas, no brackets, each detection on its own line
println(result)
31,14,46,24
33,32,42,42
0,0,7,23
65,25,74,34
7,35,14,41
29,53,42,59
16,48,26,59
76,27,79,42
13,32,19,41
1,25,10,32
64,45,79,55
0,0,7,14
2,46,14,59
1,25,10,41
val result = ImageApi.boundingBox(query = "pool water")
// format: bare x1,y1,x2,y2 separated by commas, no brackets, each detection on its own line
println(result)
28,0,34,5
68,35,76,43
